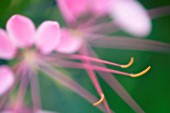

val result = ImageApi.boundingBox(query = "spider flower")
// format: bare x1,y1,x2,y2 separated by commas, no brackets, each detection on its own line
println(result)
57,0,151,37
0,14,152,113
0,14,60,95
0,14,136,113
0,14,61,112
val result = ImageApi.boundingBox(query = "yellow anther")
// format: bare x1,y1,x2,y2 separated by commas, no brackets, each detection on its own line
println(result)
93,93,105,106
130,66,151,77
120,57,134,68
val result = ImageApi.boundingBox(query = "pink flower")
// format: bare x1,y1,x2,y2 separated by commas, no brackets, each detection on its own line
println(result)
0,14,151,113
57,0,151,36
0,14,61,111
0,14,60,95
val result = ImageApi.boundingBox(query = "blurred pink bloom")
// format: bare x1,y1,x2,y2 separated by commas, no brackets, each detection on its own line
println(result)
57,0,151,36
0,14,61,112
0,14,60,96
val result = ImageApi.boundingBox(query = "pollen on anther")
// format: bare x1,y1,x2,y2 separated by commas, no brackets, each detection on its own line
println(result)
130,66,151,77
120,57,134,68
93,93,105,106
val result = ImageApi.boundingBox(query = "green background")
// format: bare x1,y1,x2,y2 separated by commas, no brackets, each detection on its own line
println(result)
0,0,170,113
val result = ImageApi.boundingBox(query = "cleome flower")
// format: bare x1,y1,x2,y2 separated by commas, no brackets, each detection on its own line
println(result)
0,14,59,95
0,14,60,112
57,0,151,37
0,14,151,113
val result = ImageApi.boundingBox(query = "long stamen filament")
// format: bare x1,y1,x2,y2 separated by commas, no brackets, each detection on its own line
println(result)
93,93,105,106
130,66,151,77
121,57,134,68
67,54,134,68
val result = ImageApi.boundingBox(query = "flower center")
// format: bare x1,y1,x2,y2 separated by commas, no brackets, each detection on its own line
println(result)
22,49,38,67
70,29,84,39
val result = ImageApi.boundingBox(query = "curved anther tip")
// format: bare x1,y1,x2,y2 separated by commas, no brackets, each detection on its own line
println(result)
93,93,105,106
130,66,151,77
120,57,134,68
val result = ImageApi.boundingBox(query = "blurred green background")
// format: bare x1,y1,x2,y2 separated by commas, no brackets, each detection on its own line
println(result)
0,0,170,113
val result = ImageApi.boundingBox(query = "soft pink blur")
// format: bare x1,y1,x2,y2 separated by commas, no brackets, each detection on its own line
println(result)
0,66,14,96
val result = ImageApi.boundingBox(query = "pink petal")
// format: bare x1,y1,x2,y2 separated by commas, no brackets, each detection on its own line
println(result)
57,0,89,23
56,29,83,53
110,0,151,37
35,21,60,54
0,66,14,96
6,14,35,47
0,29,16,60
91,0,112,15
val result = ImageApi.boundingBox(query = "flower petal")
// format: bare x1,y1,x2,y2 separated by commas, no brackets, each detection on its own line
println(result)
56,29,83,53
35,21,60,54
6,14,35,47
91,0,112,15
0,29,16,60
57,0,89,23
0,66,14,96
110,0,151,37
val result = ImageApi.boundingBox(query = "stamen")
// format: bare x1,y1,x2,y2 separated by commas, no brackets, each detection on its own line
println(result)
130,66,151,77
121,57,134,68
67,54,134,68
93,93,105,106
